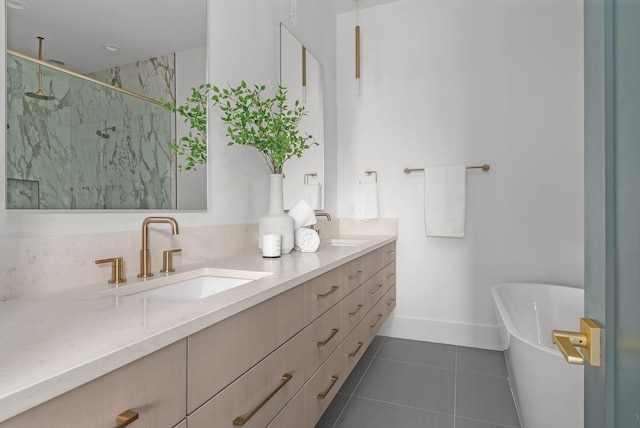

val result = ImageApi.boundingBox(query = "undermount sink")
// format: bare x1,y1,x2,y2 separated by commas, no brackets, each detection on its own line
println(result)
107,267,272,303
322,239,370,247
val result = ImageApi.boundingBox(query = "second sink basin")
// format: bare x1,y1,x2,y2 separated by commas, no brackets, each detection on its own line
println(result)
109,267,272,303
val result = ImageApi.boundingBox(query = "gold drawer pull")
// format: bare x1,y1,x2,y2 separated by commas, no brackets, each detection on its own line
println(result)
317,328,339,347
348,270,363,279
348,341,364,357
115,410,138,428
386,273,396,280
233,373,293,426
370,313,384,329
317,376,340,399
317,286,339,299
387,249,396,255
368,284,384,296
348,304,363,316
387,298,396,306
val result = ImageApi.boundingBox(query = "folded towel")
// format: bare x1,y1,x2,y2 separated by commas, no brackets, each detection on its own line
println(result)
424,165,466,237
288,199,317,230
359,182,379,221
295,227,320,252
302,183,321,210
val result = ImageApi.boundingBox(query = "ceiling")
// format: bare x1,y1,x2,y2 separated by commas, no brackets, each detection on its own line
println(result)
6,0,207,74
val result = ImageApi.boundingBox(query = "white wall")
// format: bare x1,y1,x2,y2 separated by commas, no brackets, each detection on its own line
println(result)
0,0,336,238
336,0,584,349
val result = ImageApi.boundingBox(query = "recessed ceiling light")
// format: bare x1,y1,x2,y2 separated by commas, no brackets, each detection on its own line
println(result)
104,43,122,53
7,0,27,10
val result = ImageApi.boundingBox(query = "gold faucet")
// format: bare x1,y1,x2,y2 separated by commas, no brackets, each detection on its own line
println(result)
138,217,179,278
315,211,332,221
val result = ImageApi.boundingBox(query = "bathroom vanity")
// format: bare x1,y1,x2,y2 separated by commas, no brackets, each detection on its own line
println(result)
0,237,396,428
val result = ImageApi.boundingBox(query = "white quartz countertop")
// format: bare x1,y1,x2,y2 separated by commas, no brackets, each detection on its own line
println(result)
0,235,396,423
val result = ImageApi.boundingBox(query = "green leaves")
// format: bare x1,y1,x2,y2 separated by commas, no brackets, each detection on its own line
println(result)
209,83,317,174
165,82,317,174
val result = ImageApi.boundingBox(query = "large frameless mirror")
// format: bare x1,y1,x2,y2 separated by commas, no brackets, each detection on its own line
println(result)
279,24,325,211
5,0,207,210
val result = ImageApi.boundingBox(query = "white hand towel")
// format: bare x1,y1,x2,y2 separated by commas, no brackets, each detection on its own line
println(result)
295,227,320,252
359,182,379,221
288,199,317,230
424,165,466,237
302,183,321,210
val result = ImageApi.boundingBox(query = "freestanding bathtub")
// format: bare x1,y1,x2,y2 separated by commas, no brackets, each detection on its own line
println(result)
491,283,584,428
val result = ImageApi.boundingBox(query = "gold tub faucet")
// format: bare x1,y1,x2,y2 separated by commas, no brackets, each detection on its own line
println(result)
138,217,179,278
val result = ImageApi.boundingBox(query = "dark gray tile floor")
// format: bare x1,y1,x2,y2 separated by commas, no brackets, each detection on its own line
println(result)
316,336,520,428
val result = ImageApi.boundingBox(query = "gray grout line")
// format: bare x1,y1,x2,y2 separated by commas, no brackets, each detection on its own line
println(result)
372,356,456,371
455,415,519,428
346,395,456,419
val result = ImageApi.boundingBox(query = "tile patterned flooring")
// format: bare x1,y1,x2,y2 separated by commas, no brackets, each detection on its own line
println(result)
316,336,520,428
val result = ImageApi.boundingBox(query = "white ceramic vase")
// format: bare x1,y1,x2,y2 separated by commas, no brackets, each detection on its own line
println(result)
259,174,294,254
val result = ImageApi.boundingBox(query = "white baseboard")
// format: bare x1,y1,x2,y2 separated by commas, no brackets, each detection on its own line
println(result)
378,314,503,351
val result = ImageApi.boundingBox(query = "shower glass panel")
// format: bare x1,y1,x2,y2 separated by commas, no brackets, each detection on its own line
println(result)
6,53,174,209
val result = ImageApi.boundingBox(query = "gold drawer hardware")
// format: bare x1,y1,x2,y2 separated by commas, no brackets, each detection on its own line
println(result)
160,248,182,273
317,286,339,299
95,257,126,284
552,318,602,367
387,298,396,306
387,250,395,255
115,410,138,428
386,273,396,280
348,341,364,357
348,270,363,279
348,304,363,316
370,313,384,329
317,376,339,399
369,284,384,296
317,328,339,347
233,373,293,426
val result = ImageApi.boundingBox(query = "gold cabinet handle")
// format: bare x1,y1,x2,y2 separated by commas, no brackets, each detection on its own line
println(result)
348,270,363,279
317,328,339,347
160,248,182,273
551,318,602,367
386,273,396,280
387,298,396,306
317,376,339,399
387,250,396,255
317,286,339,299
115,410,138,428
370,313,384,329
369,284,384,296
95,257,126,284
348,341,364,358
348,304,363,316
233,373,293,426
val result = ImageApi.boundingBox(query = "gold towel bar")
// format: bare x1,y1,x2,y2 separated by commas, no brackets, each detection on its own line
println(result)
404,164,490,174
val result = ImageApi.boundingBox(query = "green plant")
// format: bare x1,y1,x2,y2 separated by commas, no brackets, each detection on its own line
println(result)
163,85,208,171
210,81,316,174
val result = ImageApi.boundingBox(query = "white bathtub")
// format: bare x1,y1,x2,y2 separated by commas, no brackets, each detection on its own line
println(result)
491,283,584,428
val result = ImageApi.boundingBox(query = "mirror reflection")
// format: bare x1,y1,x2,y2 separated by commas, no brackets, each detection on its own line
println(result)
5,0,207,210
279,24,325,211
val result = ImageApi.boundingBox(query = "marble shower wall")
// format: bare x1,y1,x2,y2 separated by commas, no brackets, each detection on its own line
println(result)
6,54,175,209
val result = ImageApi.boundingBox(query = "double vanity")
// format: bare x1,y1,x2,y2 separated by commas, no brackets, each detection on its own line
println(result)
0,234,396,428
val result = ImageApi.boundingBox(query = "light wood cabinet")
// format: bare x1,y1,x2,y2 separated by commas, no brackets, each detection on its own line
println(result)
265,389,305,428
305,345,344,427
304,303,342,379
0,340,187,428
304,268,341,323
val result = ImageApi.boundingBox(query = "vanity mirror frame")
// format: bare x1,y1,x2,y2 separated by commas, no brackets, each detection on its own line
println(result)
4,0,207,211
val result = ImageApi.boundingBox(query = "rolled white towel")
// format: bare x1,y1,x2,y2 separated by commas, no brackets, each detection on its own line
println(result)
288,199,317,230
295,228,320,253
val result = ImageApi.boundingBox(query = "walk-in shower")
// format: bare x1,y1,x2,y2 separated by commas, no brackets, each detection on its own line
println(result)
6,49,176,209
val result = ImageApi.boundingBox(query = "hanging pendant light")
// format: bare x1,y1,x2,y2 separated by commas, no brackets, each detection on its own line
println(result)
24,36,55,101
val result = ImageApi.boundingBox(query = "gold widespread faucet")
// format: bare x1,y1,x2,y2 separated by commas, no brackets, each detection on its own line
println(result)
138,217,179,278
315,211,332,221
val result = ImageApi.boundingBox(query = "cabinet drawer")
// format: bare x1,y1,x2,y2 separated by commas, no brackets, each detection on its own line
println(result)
187,331,306,428
0,340,187,428
342,318,368,374
265,389,305,428
188,285,304,412
305,303,342,379
382,241,397,266
385,285,397,313
305,346,344,428
341,286,365,336
174,420,187,428
305,268,341,323
362,269,387,312
362,248,384,281
340,257,365,295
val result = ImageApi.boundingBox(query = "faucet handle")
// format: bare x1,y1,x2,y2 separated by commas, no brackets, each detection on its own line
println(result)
161,249,182,273
95,257,127,285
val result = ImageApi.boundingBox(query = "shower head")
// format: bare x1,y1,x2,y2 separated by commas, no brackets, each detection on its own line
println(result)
96,126,117,139
24,36,55,101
